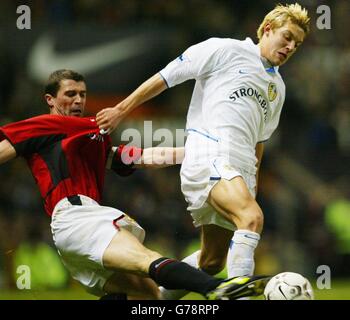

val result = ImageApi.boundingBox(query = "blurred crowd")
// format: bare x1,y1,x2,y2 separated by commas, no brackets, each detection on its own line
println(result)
0,0,349,291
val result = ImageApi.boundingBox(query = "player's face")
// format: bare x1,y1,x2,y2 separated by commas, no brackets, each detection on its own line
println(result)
46,79,87,117
261,21,305,66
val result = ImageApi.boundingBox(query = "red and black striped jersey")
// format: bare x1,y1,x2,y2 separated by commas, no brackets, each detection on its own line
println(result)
0,115,142,216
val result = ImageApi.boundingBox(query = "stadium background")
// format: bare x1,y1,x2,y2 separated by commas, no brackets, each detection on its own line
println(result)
0,0,349,299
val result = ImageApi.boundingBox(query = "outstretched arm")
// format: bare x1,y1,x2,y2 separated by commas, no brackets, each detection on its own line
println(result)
107,145,184,177
96,38,225,133
0,139,16,165
134,147,184,169
96,73,167,133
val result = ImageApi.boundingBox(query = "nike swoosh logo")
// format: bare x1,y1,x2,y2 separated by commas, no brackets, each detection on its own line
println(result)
28,34,150,82
244,234,260,240
154,259,172,269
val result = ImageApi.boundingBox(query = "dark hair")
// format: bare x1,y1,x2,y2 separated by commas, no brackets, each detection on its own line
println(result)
44,69,85,97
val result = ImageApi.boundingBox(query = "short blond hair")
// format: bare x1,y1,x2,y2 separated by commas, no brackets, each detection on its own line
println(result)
257,3,310,40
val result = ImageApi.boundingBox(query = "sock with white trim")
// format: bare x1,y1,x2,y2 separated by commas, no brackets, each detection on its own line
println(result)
227,229,260,277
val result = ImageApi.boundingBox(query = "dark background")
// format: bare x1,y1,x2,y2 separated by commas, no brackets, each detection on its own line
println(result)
0,0,349,296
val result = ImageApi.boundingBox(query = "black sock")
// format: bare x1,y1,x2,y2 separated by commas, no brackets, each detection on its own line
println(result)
149,257,223,296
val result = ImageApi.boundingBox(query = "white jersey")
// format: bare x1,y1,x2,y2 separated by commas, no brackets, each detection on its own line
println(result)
160,37,285,175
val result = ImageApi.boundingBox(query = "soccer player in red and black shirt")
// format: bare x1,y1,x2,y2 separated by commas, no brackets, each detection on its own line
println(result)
0,69,269,299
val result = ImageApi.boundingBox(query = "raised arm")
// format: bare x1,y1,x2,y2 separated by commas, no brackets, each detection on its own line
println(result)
0,139,16,165
96,73,167,132
96,39,225,133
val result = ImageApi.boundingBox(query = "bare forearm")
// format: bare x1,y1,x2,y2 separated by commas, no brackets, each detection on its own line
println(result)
135,147,184,169
0,139,16,165
116,73,167,117
96,73,167,132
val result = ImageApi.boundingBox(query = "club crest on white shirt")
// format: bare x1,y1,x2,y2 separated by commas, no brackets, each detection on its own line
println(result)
268,82,277,102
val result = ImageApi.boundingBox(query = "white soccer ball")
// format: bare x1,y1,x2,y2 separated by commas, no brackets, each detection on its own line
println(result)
264,272,314,300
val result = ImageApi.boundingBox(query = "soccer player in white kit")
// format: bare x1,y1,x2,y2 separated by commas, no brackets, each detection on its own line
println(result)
96,3,310,299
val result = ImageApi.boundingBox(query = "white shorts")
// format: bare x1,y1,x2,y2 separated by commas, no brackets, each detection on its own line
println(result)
50,195,145,297
181,156,256,231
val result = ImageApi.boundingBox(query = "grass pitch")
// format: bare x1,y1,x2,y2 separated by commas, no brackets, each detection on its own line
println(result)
0,280,349,300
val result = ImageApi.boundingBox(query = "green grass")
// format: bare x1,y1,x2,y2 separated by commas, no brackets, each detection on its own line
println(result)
1,280,349,300
313,280,350,300
0,287,96,300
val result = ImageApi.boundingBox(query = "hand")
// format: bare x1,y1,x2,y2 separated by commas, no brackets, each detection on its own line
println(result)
96,107,123,133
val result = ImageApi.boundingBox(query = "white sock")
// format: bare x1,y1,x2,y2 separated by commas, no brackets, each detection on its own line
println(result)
227,229,260,278
159,250,200,300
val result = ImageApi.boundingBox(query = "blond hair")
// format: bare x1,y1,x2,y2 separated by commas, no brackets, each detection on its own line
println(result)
257,3,310,40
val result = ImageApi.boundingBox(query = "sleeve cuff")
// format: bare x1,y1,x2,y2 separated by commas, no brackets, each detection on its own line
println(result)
158,71,170,88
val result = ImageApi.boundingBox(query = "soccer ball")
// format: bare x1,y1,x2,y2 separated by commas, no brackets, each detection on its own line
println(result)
264,272,314,300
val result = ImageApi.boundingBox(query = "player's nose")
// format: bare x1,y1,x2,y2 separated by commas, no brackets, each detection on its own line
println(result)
286,40,296,52
74,95,82,104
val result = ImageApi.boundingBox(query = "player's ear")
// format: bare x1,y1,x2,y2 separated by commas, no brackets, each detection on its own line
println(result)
264,23,272,36
45,94,54,107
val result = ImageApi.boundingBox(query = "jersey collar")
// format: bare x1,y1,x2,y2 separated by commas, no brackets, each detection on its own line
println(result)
245,37,279,74
260,56,278,74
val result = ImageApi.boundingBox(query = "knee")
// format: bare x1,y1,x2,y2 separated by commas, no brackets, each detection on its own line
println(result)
239,205,264,233
199,257,226,276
